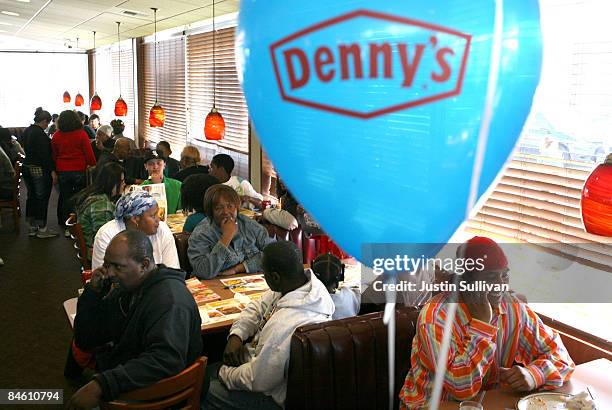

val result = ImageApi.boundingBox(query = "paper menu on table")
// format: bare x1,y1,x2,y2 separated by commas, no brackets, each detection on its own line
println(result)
128,183,167,221
220,274,268,293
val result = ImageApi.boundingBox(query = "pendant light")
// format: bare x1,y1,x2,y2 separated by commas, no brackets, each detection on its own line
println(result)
74,38,85,106
90,31,102,111
204,0,225,140
63,91,71,103
581,155,612,236
114,22,128,117
148,8,165,127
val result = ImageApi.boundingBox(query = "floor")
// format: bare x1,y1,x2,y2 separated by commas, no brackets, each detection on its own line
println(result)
0,186,84,407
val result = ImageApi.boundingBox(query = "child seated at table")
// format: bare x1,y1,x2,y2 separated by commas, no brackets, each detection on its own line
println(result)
202,241,335,410
312,253,361,320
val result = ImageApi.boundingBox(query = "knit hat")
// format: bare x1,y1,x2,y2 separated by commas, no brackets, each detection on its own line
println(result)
115,190,157,220
462,236,508,273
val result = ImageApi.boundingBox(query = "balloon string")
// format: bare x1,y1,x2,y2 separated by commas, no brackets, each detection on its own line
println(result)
429,1,505,410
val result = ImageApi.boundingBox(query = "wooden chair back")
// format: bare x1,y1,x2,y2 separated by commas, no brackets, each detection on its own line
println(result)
100,356,207,410
66,213,91,271
0,161,22,232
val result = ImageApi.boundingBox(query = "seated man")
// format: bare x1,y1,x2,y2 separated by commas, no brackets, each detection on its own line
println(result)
155,140,181,179
188,184,272,279
66,230,202,409
209,153,263,209
203,240,335,409
96,137,147,185
400,236,575,409
141,151,182,215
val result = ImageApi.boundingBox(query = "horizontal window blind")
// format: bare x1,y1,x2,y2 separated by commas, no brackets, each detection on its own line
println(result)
187,27,249,153
140,36,186,153
466,156,612,268
94,40,135,140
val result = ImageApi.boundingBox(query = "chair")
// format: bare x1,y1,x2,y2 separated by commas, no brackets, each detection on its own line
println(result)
0,161,22,232
286,307,420,410
173,232,192,276
66,213,91,271
100,356,207,410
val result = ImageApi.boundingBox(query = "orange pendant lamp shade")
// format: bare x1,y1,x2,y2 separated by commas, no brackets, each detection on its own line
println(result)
581,160,612,236
149,103,165,127
75,93,84,106
114,97,128,116
90,93,102,111
205,108,225,140
63,91,71,103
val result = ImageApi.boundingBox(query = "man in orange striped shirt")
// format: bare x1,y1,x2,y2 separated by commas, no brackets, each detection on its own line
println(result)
400,237,574,409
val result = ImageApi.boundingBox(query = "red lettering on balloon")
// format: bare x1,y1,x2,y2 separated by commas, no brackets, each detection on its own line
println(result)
369,43,393,79
314,47,335,82
284,48,310,89
432,47,454,83
339,44,363,80
398,43,425,87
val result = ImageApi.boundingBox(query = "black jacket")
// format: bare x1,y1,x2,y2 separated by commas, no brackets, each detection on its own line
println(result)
22,124,54,173
74,266,202,401
163,157,181,179
175,165,209,182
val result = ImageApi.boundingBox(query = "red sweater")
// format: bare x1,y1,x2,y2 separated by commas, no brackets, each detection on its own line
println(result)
51,129,96,172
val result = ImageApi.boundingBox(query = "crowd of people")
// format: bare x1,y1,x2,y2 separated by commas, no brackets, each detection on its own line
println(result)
0,107,579,409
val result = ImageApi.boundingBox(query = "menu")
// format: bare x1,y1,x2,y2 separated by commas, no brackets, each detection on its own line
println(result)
185,278,221,305
129,183,168,221
219,274,268,294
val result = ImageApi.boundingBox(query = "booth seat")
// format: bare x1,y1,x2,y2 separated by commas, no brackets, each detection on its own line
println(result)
287,306,420,410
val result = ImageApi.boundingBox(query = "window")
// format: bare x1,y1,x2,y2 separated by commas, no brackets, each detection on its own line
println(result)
0,52,88,127
464,0,612,340
186,26,250,154
139,36,187,154
93,39,136,140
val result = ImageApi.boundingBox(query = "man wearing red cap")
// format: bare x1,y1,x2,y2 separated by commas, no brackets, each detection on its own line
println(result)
399,236,574,409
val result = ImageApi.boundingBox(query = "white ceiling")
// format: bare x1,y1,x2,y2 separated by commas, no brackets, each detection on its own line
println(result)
0,0,239,50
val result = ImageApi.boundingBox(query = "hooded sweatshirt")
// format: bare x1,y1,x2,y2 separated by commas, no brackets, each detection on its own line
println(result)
74,265,202,401
219,270,334,407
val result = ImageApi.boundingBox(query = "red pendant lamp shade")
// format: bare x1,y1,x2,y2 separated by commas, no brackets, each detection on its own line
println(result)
75,93,84,106
63,91,71,103
205,108,225,140
114,97,128,116
581,160,612,236
149,103,165,127
90,93,102,111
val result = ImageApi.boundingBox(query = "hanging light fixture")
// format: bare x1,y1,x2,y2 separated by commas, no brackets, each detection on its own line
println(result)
74,38,85,106
204,0,225,140
148,7,165,127
63,91,71,103
581,155,612,236
114,22,128,116
90,31,102,111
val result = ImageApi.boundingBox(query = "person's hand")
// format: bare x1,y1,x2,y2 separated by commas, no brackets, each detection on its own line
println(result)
51,170,58,186
66,379,103,410
220,215,238,245
89,266,111,294
499,366,537,391
462,290,493,323
223,335,248,367
150,172,163,184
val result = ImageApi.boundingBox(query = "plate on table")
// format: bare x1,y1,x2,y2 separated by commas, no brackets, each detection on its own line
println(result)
516,392,573,410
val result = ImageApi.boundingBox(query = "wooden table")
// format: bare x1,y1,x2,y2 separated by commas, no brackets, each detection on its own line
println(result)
63,273,267,335
438,358,612,409
166,209,263,235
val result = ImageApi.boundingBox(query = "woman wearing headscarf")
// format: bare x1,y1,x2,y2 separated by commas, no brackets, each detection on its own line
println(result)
22,107,57,238
91,190,179,270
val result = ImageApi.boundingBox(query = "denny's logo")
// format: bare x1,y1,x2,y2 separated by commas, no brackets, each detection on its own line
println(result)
270,10,472,119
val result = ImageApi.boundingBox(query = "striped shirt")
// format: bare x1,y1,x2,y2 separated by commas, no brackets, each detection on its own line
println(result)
400,293,574,409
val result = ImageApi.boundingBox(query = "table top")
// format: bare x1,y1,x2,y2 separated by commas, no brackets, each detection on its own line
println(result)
166,209,263,234
437,358,612,409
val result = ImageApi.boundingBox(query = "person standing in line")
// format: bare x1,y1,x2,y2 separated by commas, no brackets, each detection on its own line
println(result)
22,107,58,238
51,110,96,237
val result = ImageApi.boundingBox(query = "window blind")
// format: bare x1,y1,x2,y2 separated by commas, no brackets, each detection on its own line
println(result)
93,40,136,140
186,27,249,153
139,36,186,153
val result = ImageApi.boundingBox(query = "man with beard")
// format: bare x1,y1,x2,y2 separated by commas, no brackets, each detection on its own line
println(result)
67,229,202,409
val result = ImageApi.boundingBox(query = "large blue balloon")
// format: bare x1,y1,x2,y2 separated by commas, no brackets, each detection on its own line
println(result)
237,0,542,260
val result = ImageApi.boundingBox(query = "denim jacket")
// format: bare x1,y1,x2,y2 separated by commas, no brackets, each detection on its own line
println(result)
188,214,273,279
